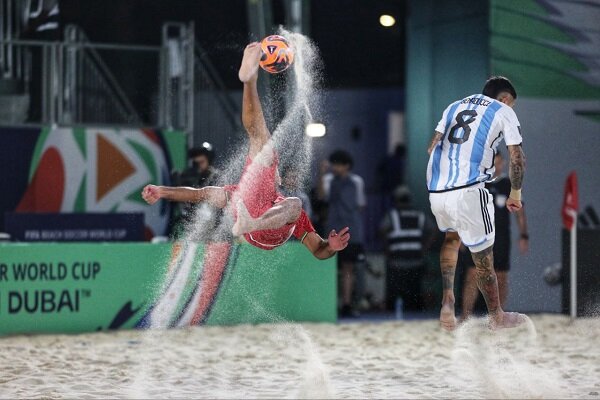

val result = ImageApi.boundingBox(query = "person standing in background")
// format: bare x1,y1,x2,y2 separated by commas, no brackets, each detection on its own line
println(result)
170,143,220,239
319,150,367,317
176,143,220,189
460,152,529,320
380,186,432,313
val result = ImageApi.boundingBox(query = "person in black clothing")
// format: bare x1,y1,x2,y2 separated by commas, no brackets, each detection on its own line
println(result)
177,144,219,188
170,143,220,238
379,186,432,312
460,152,529,320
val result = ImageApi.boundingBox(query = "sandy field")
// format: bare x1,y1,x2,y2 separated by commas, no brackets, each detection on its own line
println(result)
1,314,599,399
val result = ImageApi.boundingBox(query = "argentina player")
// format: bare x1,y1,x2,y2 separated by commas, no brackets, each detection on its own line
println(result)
426,76,527,331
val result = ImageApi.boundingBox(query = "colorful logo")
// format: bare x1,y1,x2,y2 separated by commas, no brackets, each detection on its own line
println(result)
17,127,174,237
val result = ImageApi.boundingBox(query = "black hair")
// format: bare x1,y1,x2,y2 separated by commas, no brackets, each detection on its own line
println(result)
329,149,353,168
188,146,214,163
482,76,517,100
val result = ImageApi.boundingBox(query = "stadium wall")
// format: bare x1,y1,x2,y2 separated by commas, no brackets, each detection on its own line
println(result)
405,0,490,209
490,0,600,312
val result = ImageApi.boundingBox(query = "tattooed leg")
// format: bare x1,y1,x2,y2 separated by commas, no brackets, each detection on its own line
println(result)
472,246,500,313
471,245,525,329
439,232,460,331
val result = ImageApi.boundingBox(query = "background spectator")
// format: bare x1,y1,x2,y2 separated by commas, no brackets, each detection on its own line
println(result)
170,142,219,238
379,185,432,313
318,150,366,317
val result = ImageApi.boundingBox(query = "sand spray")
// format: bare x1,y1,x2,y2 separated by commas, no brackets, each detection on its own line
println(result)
448,316,570,398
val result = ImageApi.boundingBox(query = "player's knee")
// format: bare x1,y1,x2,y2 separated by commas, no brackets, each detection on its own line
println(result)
287,197,302,220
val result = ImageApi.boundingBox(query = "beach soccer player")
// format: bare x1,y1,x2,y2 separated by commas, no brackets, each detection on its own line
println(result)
142,42,349,259
426,76,527,330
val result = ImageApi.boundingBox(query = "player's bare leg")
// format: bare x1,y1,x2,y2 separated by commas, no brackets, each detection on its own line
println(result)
460,267,479,322
341,261,354,312
239,42,261,84
471,246,525,330
496,271,509,308
439,232,460,331
232,197,302,236
239,42,271,159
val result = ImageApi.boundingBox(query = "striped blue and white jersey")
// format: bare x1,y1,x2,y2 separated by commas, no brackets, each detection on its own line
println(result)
426,94,522,193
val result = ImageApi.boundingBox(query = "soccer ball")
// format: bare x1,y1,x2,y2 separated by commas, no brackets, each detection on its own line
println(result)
259,35,294,73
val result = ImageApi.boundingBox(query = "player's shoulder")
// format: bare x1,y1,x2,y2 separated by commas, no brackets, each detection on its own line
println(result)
349,173,365,186
445,97,465,111
492,99,519,121
323,172,334,182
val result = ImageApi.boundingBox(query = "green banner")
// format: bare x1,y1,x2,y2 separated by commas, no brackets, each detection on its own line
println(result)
0,242,335,335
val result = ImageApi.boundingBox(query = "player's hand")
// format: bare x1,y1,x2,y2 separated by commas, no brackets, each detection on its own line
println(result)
328,227,350,251
142,184,162,205
506,198,522,213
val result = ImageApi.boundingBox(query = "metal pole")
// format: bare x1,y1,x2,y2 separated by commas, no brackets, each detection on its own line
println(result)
187,21,195,146
247,0,273,100
41,44,48,123
0,0,6,77
569,210,578,321
49,42,57,125
6,0,14,77
57,43,63,124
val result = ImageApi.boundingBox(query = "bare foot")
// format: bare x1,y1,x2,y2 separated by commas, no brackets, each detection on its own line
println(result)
489,311,527,330
238,42,262,83
232,200,253,236
440,303,457,331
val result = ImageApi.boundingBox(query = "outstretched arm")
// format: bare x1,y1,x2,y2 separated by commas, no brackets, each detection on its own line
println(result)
427,131,443,155
302,227,350,260
141,184,227,208
506,144,526,213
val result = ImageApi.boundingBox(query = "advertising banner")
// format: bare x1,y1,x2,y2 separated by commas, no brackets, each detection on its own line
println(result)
4,212,144,242
0,242,336,335
0,126,186,238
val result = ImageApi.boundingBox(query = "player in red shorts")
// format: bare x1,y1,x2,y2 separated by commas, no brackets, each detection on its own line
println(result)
142,42,350,259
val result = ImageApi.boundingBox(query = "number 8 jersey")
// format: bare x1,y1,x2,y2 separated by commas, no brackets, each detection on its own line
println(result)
426,94,522,193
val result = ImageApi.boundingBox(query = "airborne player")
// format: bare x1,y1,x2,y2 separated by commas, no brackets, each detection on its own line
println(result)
143,42,349,259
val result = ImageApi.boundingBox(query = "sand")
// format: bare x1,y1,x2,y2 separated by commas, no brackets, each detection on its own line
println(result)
1,314,599,399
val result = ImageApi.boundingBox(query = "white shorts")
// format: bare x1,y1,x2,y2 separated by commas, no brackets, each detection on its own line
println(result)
429,185,495,253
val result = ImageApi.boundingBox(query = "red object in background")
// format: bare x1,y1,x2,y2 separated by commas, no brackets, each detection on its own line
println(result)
16,147,65,212
562,172,579,230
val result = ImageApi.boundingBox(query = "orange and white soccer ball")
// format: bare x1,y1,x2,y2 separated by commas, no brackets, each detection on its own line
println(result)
259,35,294,73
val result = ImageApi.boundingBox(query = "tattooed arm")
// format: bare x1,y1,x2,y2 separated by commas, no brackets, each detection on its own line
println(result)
506,144,525,213
427,131,443,155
